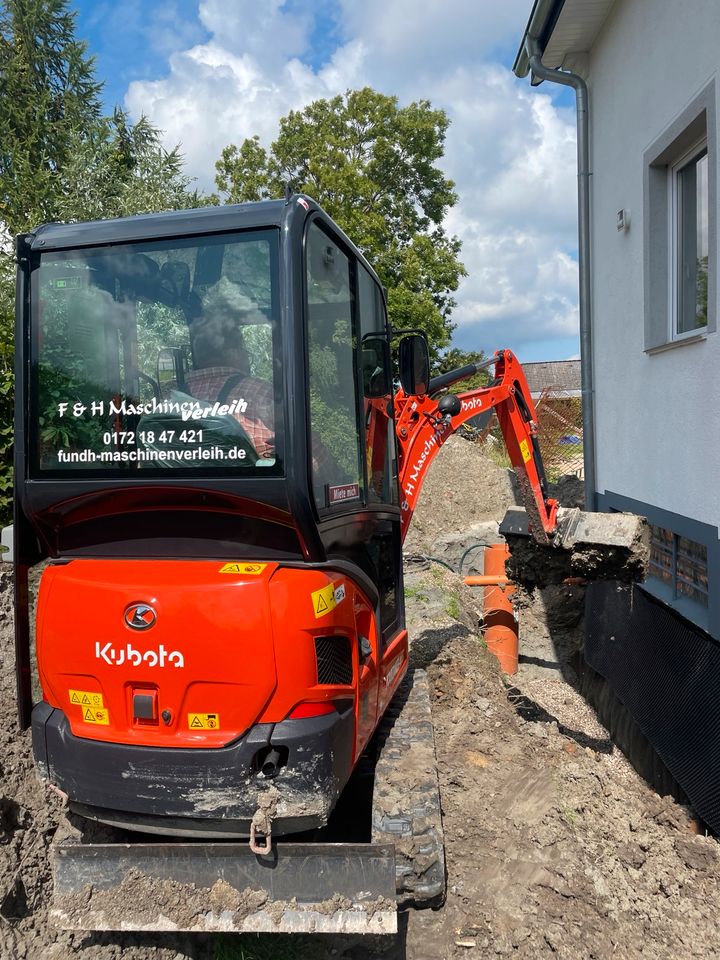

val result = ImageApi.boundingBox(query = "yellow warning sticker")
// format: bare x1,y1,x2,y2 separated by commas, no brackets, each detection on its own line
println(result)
69,689,104,708
519,439,532,464
82,707,109,725
218,562,268,576
188,712,220,730
311,582,346,619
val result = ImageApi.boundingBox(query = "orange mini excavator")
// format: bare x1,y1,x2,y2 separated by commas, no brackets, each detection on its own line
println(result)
13,195,601,933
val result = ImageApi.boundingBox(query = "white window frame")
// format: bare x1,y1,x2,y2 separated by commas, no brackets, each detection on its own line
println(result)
668,138,709,343
643,81,716,353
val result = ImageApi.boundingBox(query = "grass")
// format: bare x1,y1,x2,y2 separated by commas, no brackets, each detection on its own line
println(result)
431,565,445,585
446,595,461,620
213,935,317,960
405,584,429,602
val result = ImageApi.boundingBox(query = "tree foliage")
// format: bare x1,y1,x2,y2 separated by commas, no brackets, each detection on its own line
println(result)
0,0,102,233
435,346,489,392
215,88,467,363
0,0,203,522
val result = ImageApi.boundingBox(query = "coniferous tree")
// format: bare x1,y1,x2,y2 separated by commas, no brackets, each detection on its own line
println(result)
0,0,203,521
0,0,102,233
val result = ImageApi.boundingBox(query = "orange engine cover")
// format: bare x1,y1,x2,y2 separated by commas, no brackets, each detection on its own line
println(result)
35,559,392,758
36,559,283,748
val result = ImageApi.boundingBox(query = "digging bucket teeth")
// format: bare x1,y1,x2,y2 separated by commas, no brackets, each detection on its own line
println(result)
499,506,650,587
50,840,397,934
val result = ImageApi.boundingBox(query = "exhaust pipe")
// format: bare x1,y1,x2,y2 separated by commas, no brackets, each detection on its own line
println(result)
261,748,283,778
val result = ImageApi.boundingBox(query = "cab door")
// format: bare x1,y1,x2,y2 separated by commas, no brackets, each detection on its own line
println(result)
356,265,406,717
304,219,405,740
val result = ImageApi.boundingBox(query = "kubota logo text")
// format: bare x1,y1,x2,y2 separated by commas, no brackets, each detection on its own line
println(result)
95,642,184,668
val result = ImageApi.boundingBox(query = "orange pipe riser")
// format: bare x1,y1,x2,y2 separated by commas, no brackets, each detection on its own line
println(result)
463,575,510,587
482,545,518,676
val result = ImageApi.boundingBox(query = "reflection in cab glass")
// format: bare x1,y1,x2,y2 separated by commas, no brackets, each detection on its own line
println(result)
305,222,363,509
32,230,281,477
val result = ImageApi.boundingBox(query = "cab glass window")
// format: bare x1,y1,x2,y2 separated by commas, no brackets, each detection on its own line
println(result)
305,222,363,510
31,230,281,477
357,265,398,506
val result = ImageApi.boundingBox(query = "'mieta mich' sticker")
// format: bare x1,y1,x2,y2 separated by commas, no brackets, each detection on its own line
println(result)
327,482,360,505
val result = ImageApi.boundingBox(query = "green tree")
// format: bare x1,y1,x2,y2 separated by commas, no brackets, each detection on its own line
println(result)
215,87,467,363
436,346,488,392
0,0,203,522
0,0,103,233
54,109,204,223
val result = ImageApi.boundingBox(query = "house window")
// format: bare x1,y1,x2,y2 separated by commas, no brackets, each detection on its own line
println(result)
648,524,708,608
643,81,716,351
671,143,709,338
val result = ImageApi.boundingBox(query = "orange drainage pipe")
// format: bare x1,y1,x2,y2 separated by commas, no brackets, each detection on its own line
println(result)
464,544,518,675
463,575,510,586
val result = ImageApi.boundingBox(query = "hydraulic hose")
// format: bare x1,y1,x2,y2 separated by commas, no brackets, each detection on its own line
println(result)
428,356,495,396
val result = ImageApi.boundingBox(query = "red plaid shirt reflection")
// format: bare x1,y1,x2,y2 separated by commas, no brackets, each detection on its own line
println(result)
185,367,275,459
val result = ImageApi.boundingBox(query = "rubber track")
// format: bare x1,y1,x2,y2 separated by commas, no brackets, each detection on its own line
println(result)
371,669,446,909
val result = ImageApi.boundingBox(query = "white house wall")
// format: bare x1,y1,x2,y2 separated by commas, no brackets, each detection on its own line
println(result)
588,0,720,529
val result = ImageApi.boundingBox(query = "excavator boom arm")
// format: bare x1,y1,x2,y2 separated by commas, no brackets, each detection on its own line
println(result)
395,350,558,544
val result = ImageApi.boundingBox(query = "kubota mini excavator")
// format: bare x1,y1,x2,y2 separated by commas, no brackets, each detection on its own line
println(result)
13,195,645,934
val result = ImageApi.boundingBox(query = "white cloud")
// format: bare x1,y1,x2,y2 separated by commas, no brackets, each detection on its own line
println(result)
337,0,532,80
124,1,579,361
198,0,310,66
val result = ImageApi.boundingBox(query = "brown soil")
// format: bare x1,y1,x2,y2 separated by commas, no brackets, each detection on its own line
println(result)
399,566,720,960
403,435,521,555
1,439,717,959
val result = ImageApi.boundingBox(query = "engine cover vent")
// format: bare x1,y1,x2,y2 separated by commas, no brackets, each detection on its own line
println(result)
314,635,353,686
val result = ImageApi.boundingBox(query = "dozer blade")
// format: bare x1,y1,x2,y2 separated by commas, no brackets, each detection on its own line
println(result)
500,506,649,588
50,840,397,934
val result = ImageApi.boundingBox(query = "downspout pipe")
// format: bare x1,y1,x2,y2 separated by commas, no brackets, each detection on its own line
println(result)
525,37,596,510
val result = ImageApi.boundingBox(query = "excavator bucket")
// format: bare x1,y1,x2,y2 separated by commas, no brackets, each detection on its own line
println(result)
500,506,650,588
50,840,397,934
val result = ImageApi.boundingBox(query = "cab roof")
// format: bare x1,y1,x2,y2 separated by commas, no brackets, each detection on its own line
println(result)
27,198,294,252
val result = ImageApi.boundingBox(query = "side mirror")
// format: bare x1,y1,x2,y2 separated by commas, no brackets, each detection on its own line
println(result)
399,334,430,396
362,336,391,398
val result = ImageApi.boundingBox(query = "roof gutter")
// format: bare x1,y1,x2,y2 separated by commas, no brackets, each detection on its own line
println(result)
513,0,566,79
524,36,596,511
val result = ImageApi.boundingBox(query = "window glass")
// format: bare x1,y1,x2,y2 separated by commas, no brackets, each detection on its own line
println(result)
648,524,708,608
366,525,398,640
676,535,709,605
675,146,709,335
32,230,281,477
306,222,363,509
357,265,398,506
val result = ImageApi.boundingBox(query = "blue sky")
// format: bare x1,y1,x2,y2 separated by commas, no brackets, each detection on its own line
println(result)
71,0,580,364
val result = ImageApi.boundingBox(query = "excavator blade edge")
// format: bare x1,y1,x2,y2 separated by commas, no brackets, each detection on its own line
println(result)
50,840,397,934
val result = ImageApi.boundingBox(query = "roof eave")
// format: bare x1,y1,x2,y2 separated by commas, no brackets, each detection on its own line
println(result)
513,0,567,78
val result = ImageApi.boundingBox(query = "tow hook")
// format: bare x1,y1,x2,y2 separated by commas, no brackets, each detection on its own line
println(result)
249,788,278,855
249,820,272,856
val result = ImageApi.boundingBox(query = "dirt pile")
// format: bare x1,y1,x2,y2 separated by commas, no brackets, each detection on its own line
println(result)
397,439,719,959
404,435,520,556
